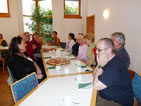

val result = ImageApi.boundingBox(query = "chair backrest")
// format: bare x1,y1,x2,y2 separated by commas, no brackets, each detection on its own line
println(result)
128,69,135,81
7,67,16,83
132,73,141,105
10,72,38,103
60,42,66,49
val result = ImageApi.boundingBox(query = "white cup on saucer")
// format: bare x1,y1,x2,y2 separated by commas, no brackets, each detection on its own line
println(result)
56,66,61,71
77,67,81,72
76,61,81,66
63,96,72,106
64,67,70,74
52,50,56,53
62,52,66,56
76,75,82,82
49,51,52,53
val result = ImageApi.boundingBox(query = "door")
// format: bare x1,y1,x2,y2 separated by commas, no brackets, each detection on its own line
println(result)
86,15,95,35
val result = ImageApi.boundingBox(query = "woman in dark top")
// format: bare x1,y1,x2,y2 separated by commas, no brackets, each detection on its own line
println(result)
71,33,84,56
7,37,43,82
71,42,79,56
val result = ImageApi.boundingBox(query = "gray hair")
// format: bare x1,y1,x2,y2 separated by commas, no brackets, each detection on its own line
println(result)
100,38,114,52
111,32,125,47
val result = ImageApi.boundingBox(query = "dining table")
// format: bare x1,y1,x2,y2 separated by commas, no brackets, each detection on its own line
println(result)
14,45,97,106
14,74,97,106
41,46,93,77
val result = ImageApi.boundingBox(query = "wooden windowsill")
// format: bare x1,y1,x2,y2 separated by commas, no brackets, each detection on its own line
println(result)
64,15,82,19
0,13,10,18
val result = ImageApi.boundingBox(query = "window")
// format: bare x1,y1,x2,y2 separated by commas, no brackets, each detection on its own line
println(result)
22,0,52,34
0,0,10,17
22,0,35,32
64,0,81,19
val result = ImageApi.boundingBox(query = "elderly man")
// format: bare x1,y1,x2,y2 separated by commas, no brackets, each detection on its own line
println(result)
23,32,37,60
93,38,133,106
110,32,130,68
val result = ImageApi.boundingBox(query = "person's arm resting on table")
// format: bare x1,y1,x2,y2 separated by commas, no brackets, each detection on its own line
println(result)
93,66,107,90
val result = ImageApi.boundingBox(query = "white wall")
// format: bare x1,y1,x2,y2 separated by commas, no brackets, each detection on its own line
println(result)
52,0,86,42
0,0,85,43
0,0,24,44
86,0,141,73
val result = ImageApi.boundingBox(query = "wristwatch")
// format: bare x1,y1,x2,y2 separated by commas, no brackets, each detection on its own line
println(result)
98,65,104,69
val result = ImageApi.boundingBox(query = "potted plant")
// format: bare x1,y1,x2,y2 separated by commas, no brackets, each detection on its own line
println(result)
26,6,53,43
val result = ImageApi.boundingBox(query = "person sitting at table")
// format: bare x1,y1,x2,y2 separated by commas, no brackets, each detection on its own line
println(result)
47,31,61,47
18,32,46,81
93,38,133,106
110,32,130,68
83,33,96,67
31,32,42,58
71,33,83,56
65,33,76,53
0,33,8,46
7,36,43,82
31,32,47,80
77,34,88,62
23,32,36,60
0,33,8,58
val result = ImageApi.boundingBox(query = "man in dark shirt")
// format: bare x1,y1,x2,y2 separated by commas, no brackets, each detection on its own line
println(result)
110,32,130,68
93,38,133,106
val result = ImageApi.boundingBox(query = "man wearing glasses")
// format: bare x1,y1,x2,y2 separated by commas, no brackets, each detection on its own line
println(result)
93,38,133,106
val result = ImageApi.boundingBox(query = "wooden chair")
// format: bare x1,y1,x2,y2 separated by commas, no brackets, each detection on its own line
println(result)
10,72,38,103
128,69,135,81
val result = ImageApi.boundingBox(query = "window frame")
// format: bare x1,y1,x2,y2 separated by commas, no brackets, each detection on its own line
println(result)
22,0,52,33
0,0,10,17
64,0,81,19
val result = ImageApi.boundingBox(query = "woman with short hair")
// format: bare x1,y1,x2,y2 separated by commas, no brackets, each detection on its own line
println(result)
83,33,96,67
77,34,88,62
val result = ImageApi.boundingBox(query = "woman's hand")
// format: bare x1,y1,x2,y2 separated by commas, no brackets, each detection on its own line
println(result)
34,62,42,74
36,74,43,79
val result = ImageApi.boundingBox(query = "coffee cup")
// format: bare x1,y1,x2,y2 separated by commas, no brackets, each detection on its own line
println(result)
76,61,81,66
64,67,70,74
76,75,82,82
77,67,81,72
56,66,61,71
63,96,72,106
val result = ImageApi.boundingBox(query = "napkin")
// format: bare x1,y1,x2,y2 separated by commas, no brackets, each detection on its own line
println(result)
47,66,56,69
70,58,76,60
78,82,93,89
44,56,51,59
81,65,87,68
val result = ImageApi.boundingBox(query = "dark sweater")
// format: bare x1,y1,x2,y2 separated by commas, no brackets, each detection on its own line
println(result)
71,42,79,56
8,54,36,80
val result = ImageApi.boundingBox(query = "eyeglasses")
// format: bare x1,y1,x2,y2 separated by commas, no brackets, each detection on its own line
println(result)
96,47,109,52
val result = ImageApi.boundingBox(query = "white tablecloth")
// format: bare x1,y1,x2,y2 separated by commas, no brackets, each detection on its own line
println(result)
19,74,93,106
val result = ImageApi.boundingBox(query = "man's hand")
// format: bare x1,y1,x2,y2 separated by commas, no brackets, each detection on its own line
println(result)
97,54,108,67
